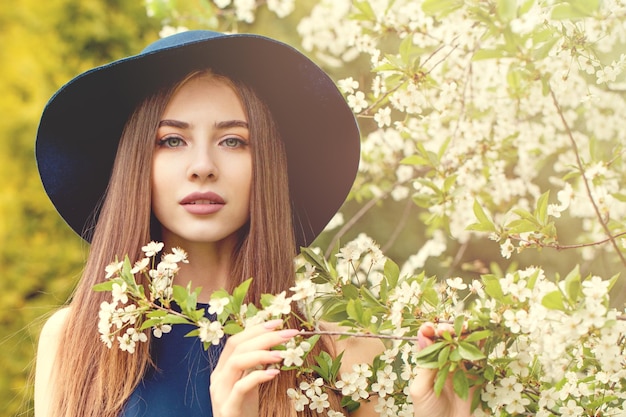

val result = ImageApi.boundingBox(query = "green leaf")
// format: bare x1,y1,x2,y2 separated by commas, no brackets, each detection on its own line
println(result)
172,284,192,305
223,322,244,335
260,293,275,309
414,341,446,363
232,278,253,307
484,365,496,381
542,290,566,311
464,329,491,343
613,193,626,203
526,268,540,290
497,0,517,21
506,219,538,234
564,265,581,303
467,200,497,233
454,316,465,338
482,275,504,301
422,0,463,17
330,351,344,382
551,0,600,19
319,299,349,322
401,154,431,166
434,363,451,396
372,62,401,72
342,284,360,300
352,0,376,20
92,281,115,292
438,345,451,368
535,191,550,224
453,369,470,400
399,33,415,62
472,48,510,61
457,342,486,361
312,351,332,380
119,256,138,290
360,286,385,308
533,36,559,60
519,0,535,15
139,318,161,330
300,247,333,283
384,259,400,288
361,308,373,328
507,66,523,93
512,208,537,223
346,299,363,322
341,396,361,413
442,174,457,193
161,313,194,325
607,273,621,292
421,286,440,307
146,310,167,318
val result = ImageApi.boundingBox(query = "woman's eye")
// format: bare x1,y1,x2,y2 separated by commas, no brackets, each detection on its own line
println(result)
221,137,247,148
158,136,184,148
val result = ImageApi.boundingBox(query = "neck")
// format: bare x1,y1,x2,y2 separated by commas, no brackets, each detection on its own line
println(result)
161,236,238,302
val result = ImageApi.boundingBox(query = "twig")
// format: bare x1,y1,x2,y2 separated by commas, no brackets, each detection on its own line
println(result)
299,330,419,341
510,231,626,251
548,86,626,267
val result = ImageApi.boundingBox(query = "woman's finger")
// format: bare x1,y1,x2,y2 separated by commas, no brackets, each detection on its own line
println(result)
210,320,299,417
212,350,283,382
213,321,297,376
417,321,436,349
212,369,280,417
217,319,283,358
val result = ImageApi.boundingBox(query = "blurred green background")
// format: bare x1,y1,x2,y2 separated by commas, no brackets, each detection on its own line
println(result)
2,1,625,416
0,1,160,415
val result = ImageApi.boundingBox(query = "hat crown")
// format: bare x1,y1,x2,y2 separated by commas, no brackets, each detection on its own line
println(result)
141,30,225,55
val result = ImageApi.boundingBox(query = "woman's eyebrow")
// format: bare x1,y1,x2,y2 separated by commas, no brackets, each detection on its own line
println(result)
215,120,249,130
158,119,190,129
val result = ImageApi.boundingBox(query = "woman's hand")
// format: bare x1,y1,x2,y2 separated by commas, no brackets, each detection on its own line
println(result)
209,319,297,417
409,322,474,417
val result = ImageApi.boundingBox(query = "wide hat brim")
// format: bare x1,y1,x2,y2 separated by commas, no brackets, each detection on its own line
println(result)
35,30,360,248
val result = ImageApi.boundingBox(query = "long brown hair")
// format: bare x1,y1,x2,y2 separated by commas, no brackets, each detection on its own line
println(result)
48,70,342,417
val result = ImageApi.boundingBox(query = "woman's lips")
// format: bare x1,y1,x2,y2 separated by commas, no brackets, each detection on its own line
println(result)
180,192,225,215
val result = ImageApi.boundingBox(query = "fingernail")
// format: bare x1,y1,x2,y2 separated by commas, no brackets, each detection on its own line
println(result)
270,350,284,359
263,319,283,330
265,369,280,376
278,329,299,339
417,332,428,349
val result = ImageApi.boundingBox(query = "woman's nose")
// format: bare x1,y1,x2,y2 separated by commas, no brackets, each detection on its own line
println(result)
187,149,218,180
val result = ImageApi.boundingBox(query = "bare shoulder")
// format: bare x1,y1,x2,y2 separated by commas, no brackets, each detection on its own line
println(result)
35,306,72,417
39,307,71,340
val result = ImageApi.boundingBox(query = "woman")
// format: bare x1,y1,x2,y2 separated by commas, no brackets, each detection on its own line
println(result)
34,30,471,417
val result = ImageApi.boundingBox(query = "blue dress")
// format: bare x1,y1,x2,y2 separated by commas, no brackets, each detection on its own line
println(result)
120,314,224,417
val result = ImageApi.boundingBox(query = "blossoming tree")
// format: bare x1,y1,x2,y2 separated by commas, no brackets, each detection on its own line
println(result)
97,0,626,415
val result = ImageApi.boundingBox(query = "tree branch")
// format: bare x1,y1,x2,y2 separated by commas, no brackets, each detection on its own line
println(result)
548,86,626,267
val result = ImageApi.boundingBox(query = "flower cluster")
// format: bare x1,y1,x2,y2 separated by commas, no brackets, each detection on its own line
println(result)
95,242,188,352
95,242,317,370
137,1,626,415
287,378,333,414
97,234,626,415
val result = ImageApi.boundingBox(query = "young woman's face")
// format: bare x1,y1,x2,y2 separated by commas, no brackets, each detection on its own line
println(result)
151,75,252,247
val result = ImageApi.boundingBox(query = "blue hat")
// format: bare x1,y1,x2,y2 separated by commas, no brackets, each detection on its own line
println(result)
35,30,360,248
